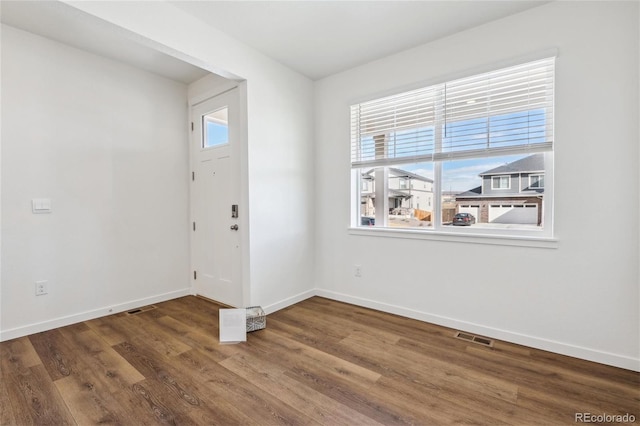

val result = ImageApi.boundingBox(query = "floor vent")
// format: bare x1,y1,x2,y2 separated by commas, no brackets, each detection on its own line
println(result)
454,331,494,348
126,305,157,315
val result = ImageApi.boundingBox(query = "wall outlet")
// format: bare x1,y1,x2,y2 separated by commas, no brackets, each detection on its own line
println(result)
35,280,48,296
354,264,362,278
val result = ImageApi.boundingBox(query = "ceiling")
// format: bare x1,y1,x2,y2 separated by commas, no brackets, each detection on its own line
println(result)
0,0,211,85
171,1,548,81
1,1,548,83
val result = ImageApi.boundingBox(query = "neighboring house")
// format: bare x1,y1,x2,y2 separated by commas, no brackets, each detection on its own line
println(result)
361,168,434,218
455,154,545,225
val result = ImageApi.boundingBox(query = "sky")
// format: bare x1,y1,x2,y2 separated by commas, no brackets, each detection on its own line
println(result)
205,119,229,148
403,154,528,193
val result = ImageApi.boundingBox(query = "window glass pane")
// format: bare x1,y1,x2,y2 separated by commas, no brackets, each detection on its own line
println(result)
360,169,375,225
359,163,434,229
443,116,488,153
491,176,510,190
489,109,547,146
442,109,548,154
443,153,544,228
358,135,376,163
388,127,435,160
203,107,228,148
530,174,544,188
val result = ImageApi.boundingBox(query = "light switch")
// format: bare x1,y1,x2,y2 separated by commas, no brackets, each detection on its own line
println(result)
32,198,52,214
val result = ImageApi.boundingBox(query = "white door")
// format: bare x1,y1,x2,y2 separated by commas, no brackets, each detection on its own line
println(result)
191,89,242,307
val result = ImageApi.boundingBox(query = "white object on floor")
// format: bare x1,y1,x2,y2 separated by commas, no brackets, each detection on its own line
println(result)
219,308,247,343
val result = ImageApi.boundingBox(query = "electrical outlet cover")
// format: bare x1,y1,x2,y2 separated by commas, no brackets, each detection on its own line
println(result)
35,280,48,295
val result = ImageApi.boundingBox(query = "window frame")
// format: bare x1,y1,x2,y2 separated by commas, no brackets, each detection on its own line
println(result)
348,55,556,245
491,175,511,190
530,174,544,189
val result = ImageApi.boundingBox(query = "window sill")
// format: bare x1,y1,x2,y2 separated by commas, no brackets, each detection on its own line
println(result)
348,227,558,249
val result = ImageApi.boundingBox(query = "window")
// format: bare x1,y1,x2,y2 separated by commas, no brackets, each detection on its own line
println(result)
350,57,554,237
530,174,544,188
492,176,510,190
203,107,228,148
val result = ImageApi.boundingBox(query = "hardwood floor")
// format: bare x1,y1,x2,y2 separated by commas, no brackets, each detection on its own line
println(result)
1,296,638,425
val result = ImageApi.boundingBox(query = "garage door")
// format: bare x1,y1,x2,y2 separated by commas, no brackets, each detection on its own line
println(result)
458,205,479,220
489,204,537,224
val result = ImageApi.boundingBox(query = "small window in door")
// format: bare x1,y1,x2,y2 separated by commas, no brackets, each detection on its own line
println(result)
203,107,228,148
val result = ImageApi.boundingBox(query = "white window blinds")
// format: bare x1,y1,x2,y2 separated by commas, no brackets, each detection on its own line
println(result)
350,57,555,168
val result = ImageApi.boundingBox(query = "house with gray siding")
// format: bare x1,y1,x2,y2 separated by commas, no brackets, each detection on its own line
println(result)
455,154,545,225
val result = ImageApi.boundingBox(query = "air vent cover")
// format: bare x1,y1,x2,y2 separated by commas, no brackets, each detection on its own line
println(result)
454,331,494,347
126,305,157,315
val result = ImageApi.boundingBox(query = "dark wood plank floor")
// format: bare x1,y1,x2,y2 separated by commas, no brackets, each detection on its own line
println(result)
1,296,638,425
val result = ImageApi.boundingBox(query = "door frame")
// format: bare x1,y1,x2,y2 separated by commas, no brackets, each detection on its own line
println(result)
188,80,250,307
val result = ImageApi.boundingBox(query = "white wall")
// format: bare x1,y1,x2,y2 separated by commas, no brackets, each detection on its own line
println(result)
0,25,191,339
62,1,316,312
314,1,639,370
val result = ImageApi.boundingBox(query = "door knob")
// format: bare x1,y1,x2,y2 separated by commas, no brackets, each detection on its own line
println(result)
230,224,239,231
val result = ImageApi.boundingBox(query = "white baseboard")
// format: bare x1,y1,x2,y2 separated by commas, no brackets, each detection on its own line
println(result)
262,289,316,315
315,289,640,372
0,288,191,342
